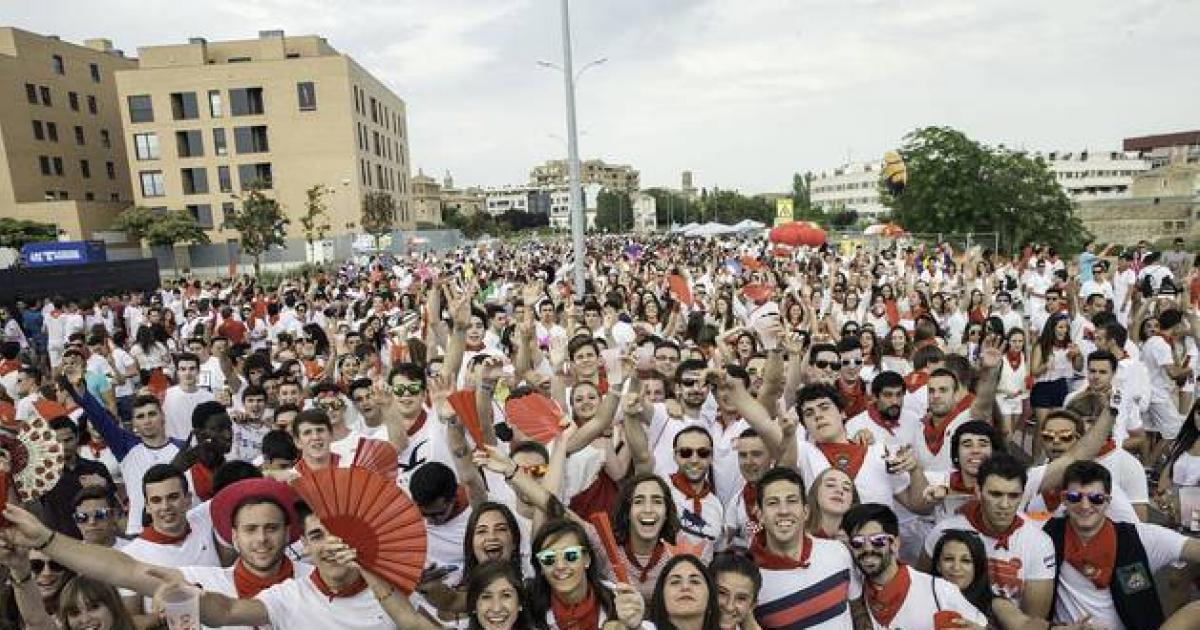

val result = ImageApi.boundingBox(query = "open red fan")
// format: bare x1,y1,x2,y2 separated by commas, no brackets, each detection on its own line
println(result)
664,538,707,559
447,390,484,446
32,399,68,422
667,274,692,307
293,467,427,593
0,416,64,503
351,438,399,481
145,369,170,400
739,256,764,272
503,393,566,444
740,283,774,304
587,513,629,583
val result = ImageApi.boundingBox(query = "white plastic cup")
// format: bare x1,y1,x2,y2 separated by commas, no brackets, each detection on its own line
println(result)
160,583,201,630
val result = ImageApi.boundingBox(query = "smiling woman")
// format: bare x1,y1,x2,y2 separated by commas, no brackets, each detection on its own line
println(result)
647,554,721,630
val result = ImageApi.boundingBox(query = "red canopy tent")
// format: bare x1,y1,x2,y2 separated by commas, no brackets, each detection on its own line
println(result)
768,221,826,247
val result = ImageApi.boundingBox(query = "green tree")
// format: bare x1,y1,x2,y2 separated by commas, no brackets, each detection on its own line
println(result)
882,126,1087,254
645,188,695,228
225,183,289,276
595,190,633,232
112,206,209,275
792,171,825,222
299,184,333,263
0,219,58,247
361,191,396,251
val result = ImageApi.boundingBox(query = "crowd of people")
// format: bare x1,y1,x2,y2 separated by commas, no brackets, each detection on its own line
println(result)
0,233,1198,629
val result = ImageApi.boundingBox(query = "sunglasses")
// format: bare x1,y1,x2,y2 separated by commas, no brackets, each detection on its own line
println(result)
392,383,425,397
1062,491,1108,506
73,508,113,524
30,559,65,574
675,447,712,459
519,464,549,479
536,545,585,567
841,358,863,366
317,397,345,410
813,360,842,370
848,533,893,551
1040,430,1076,444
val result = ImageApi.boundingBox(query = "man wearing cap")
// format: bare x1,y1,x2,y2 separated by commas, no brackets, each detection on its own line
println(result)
2,477,309,630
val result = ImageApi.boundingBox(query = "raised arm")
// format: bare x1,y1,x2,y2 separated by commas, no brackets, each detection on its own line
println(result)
429,374,488,508
439,283,472,385
620,391,654,476
969,343,1001,423
721,371,784,458
60,374,138,459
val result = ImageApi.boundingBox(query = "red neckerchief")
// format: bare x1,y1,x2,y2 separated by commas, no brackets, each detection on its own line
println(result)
303,359,323,381
234,557,295,598
0,359,19,376
866,563,912,627
904,371,929,393
741,483,760,528
1041,489,1062,513
962,501,1023,551
309,570,368,600
1097,439,1117,458
948,471,974,494
837,378,868,417
139,524,191,545
296,453,341,477
884,300,900,328
866,406,899,434
407,409,428,436
815,441,868,479
1065,519,1117,589
191,461,215,501
749,530,812,569
1052,338,1070,350
670,472,712,515
550,586,600,630
447,485,470,521
1005,351,1023,371
623,539,667,583
923,394,974,456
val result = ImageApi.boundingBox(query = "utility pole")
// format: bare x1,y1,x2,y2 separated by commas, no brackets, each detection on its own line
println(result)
558,0,586,293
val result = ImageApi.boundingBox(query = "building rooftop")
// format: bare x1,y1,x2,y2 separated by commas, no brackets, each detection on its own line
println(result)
134,30,338,68
1124,131,1200,152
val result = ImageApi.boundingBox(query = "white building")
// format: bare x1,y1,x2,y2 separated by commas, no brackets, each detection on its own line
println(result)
484,183,596,229
483,186,533,215
632,192,657,232
809,162,889,219
1036,150,1151,201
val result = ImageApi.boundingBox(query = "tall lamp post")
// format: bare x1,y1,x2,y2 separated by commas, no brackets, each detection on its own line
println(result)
540,0,606,294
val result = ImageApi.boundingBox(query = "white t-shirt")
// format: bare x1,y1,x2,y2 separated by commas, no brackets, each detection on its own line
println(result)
256,574,396,629
121,530,221,603
794,439,909,510
162,386,216,442
669,479,725,551
1051,523,1187,629
179,562,315,630
866,567,988,630
924,513,1056,602
1140,336,1177,403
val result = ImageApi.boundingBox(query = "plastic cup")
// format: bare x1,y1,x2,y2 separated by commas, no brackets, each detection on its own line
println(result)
160,583,201,630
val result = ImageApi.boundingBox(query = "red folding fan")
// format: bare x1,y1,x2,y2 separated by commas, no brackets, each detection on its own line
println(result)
503,393,566,444
447,390,484,446
146,369,170,400
0,416,64,503
293,467,427,593
741,283,774,304
351,438,399,481
664,538,708,559
587,513,629,583
668,274,693,307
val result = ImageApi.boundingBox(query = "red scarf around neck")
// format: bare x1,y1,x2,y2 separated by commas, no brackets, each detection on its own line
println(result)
1097,439,1117,458
623,539,667,584
815,441,868,479
191,461,215,501
0,359,19,376
947,471,974,494
865,563,912,627
1064,519,1117,589
310,570,368,600
837,378,868,417
962,501,1023,550
1005,351,1023,371
749,530,812,569
904,371,929,393
1041,490,1062,513
234,557,295,598
406,409,428,436
923,393,974,456
140,524,191,546
550,586,600,630
669,472,712,515
866,406,899,434
741,483,760,527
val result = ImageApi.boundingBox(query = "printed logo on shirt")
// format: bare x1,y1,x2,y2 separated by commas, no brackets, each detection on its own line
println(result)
1116,563,1152,595
988,557,1024,599
680,509,715,541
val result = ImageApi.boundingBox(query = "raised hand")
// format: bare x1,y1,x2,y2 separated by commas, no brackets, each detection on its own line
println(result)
1,504,54,549
471,445,516,478
611,582,646,629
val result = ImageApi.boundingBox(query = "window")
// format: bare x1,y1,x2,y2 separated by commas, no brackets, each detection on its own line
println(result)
52,54,64,75
233,125,269,153
106,161,115,179
140,171,165,197
40,86,52,106
80,159,91,179
87,95,97,114
186,204,214,228
133,133,160,160
128,95,153,123
208,90,223,117
89,63,100,83
111,193,120,202
237,163,272,189
176,130,204,158
222,202,235,224
100,129,111,148
181,167,209,195
170,92,199,120
57,191,69,200
297,81,316,111
370,97,378,123
228,56,251,63
47,122,58,142
85,192,95,201
32,121,44,141
217,166,232,192
229,87,265,116
69,92,79,111
52,157,64,176
39,156,51,176
372,131,380,156
25,83,37,103
213,128,227,156
74,126,85,145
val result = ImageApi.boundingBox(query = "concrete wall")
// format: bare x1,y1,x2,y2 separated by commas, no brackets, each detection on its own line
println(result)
1075,197,1198,245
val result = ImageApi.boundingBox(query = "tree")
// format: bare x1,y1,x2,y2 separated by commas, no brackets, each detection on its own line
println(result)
0,219,58,247
645,188,696,228
299,184,333,263
829,209,859,229
595,190,633,232
225,183,289,276
112,206,209,275
792,171,824,222
361,191,396,251
882,126,1087,254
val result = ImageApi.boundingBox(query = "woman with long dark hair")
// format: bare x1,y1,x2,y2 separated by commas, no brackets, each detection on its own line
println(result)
57,575,136,630
610,473,682,600
645,555,720,630
465,561,538,630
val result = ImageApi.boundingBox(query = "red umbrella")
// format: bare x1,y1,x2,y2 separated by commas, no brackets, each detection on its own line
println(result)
768,221,825,247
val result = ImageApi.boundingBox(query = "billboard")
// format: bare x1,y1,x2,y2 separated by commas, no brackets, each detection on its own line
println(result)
20,240,107,267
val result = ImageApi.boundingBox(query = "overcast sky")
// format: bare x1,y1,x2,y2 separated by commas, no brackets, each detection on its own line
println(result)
9,0,1198,193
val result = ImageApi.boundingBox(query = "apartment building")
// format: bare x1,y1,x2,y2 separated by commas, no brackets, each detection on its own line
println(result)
409,169,443,226
116,30,412,241
529,158,640,192
0,27,137,237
